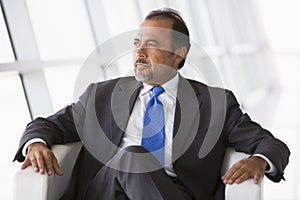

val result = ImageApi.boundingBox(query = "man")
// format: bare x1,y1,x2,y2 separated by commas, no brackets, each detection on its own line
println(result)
14,8,290,200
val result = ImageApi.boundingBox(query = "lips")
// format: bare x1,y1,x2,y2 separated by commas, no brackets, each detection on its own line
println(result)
135,58,149,67
136,63,148,68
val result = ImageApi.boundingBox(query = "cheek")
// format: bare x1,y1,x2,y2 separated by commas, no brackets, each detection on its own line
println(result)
153,51,171,62
148,50,175,67
163,54,176,67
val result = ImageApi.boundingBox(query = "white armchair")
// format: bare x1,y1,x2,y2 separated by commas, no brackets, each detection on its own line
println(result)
13,143,263,200
13,142,82,200
221,148,263,200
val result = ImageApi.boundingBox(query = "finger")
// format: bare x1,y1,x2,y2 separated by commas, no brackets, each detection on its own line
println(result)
234,171,251,184
21,158,31,170
224,163,250,185
227,169,245,184
53,157,63,176
44,152,54,176
253,173,261,184
30,157,39,173
36,154,45,174
222,164,242,183
222,166,238,180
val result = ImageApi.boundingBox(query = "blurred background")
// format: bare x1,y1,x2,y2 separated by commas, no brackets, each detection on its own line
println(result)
0,0,299,199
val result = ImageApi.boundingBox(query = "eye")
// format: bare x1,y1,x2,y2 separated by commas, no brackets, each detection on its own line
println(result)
146,41,158,48
133,40,140,48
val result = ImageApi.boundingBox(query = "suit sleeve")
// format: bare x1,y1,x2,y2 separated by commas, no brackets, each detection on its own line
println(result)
223,90,290,182
13,83,95,162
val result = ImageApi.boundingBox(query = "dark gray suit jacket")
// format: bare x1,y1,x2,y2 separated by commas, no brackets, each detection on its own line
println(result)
14,75,290,200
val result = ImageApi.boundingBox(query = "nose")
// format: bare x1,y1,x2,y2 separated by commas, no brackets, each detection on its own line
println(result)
137,52,146,59
135,44,147,58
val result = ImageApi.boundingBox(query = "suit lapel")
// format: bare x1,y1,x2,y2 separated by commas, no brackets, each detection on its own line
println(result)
110,78,143,146
172,76,201,162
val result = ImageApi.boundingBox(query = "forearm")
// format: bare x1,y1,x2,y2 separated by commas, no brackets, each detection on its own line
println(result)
224,90,290,181
14,107,80,162
14,83,93,162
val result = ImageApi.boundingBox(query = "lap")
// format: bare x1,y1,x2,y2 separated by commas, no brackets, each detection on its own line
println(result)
84,146,194,200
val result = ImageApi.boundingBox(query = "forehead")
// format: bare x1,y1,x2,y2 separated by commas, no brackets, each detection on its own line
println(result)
136,19,173,41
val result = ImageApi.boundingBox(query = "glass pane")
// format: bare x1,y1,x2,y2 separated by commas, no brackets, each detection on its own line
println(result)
206,0,239,45
25,0,95,60
138,0,168,17
167,0,216,45
0,5,15,63
0,73,31,199
101,0,141,36
43,65,81,111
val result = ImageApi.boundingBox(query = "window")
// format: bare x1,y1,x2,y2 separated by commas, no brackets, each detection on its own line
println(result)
25,0,95,60
0,73,31,200
137,0,168,18
43,64,81,111
0,4,15,63
165,0,216,46
101,0,141,36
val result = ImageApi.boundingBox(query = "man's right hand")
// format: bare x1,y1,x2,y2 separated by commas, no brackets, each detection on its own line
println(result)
21,142,63,176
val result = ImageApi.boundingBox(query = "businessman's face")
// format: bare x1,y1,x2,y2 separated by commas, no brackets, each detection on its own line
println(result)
133,18,184,85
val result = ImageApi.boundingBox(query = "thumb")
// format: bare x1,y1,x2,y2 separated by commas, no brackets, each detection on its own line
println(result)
21,158,30,170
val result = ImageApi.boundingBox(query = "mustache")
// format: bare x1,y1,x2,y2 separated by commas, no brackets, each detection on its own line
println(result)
135,58,149,65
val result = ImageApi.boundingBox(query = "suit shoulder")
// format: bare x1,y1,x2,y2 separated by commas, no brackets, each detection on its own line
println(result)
186,79,238,105
187,78,229,93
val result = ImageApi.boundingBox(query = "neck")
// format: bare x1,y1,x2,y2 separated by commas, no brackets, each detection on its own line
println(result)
145,71,177,86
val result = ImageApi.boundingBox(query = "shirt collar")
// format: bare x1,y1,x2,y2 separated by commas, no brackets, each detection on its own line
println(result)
139,73,179,99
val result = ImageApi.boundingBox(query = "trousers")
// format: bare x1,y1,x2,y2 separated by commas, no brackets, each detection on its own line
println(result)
84,146,195,200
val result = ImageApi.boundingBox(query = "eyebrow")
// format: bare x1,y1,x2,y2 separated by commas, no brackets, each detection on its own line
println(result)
133,38,160,45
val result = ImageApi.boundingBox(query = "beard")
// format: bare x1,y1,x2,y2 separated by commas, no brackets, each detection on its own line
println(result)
133,57,177,84
134,65,153,83
134,57,153,83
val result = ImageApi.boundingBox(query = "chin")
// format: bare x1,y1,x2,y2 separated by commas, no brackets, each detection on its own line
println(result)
135,75,149,82
134,71,153,83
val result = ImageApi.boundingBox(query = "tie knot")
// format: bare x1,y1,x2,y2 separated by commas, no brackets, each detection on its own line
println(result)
151,86,165,97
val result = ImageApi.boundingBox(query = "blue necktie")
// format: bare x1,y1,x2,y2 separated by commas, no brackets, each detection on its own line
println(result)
141,86,165,166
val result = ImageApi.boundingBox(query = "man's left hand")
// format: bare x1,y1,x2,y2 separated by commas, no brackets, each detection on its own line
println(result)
222,156,268,184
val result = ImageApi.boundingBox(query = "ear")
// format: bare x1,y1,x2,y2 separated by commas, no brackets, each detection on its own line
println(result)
174,46,187,67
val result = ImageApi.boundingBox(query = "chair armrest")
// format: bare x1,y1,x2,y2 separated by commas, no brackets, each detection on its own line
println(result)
13,142,82,200
221,148,263,200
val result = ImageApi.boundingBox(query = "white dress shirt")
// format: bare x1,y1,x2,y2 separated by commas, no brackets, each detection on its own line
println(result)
120,73,179,176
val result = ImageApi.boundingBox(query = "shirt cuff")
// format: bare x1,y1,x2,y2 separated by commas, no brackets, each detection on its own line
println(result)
22,138,46,157
253,153,276,175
